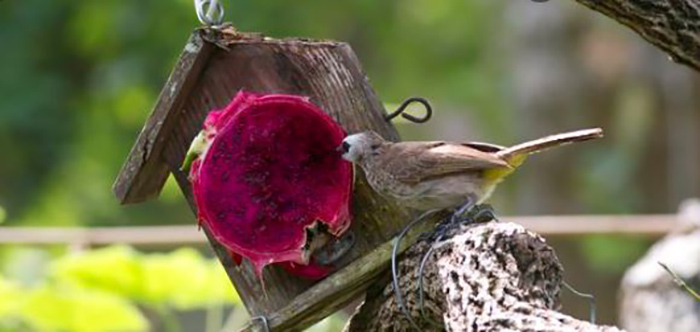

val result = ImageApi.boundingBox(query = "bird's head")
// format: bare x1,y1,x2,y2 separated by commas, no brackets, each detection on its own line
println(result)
338,131,386,163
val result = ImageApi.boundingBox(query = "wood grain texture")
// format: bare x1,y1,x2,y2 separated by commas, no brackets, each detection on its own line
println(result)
234,211,448,332
113,32,214,204
573,0,700,71
152,30,415,329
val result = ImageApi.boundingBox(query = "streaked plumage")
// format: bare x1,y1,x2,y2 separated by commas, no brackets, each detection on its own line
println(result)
339,128,603,211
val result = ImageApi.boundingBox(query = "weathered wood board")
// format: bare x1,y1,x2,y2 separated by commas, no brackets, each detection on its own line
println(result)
113,28,425,330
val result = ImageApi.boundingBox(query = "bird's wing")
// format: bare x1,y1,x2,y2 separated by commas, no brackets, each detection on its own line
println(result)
383,141,510,184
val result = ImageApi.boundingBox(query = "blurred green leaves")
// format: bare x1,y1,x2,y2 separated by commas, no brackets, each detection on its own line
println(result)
22,286,148,332
0,275,23,326
52,246,142,299
52,246,239,309
139,247,239,309
0,0,505,229
0,246,239,332
0,0,195,228
1,271,147,332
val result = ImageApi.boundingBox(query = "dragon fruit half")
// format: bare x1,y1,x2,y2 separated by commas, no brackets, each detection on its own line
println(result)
183,91,353,279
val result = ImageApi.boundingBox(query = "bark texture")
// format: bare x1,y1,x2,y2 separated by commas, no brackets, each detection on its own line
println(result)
573,0,700,71
345,222,623,332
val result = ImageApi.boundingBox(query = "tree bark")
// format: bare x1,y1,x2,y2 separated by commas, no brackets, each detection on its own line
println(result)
345,222,623,332
572,0,700,71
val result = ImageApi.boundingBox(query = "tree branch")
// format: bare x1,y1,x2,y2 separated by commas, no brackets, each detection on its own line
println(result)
345,222,623,332
573,0,700,71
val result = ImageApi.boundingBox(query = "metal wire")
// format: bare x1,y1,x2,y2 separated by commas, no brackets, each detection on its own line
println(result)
417,240,444,328
563,281,597,324
385,97,433,123
194,0,225,26
391,209,440,331
416,203,494,328
250,315,270,332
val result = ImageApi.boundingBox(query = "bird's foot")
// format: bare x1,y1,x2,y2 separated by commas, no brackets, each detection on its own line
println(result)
449,199,476,225
425,202,494,242
415,203,498,327
470,204,498,224
312,230,356,266
449,201,497,227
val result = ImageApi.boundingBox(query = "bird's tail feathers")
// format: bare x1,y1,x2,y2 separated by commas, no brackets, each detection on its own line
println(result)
496,128,603,166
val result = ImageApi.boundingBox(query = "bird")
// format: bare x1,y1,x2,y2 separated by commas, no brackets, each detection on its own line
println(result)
338,128,603,215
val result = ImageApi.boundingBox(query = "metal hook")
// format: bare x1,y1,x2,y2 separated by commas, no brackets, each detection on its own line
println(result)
250,315,270,332
385,97,433,124
194,0,225,26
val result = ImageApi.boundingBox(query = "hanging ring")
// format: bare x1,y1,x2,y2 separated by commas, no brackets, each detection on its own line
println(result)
385,97,433,124
194,0,225,26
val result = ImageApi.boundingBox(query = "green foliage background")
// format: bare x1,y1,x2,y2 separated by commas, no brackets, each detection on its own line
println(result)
0,0,508,228
1,0,697,330
0,246,239,331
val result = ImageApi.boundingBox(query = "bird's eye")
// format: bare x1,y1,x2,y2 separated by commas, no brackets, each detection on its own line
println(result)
342,141,351,153
370,144,380,150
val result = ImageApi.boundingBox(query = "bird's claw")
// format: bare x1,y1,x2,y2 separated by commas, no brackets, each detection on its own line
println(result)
449,200,496,227
471,204,498,223
313,230,356,265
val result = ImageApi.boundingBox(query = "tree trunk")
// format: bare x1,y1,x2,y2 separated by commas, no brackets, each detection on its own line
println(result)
572,0,700,71
345,221,623,332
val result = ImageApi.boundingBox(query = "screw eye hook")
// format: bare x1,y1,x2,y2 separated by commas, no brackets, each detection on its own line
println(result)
385,97,433,124
194,0,225,26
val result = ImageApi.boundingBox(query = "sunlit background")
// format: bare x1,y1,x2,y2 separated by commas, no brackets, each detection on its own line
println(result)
1,0,698,331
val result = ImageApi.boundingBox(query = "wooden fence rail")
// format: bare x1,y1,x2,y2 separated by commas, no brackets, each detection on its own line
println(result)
0,214,685,246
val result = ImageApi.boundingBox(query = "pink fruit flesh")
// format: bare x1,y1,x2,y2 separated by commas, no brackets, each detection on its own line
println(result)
190,91,352,278
279,261,331,280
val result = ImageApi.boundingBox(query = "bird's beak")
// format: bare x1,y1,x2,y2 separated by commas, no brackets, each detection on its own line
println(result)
336,141,350,157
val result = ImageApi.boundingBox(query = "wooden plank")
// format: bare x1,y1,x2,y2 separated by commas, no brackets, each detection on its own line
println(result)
158,35,410,326
235,212,446,332
0,226,187,246
0,226,206,246
112,31,214,204
510,214,687,236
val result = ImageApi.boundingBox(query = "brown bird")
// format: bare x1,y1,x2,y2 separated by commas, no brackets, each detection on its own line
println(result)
339,128,603,213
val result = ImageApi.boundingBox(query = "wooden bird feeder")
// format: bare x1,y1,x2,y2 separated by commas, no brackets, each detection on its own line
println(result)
112,27,435,331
